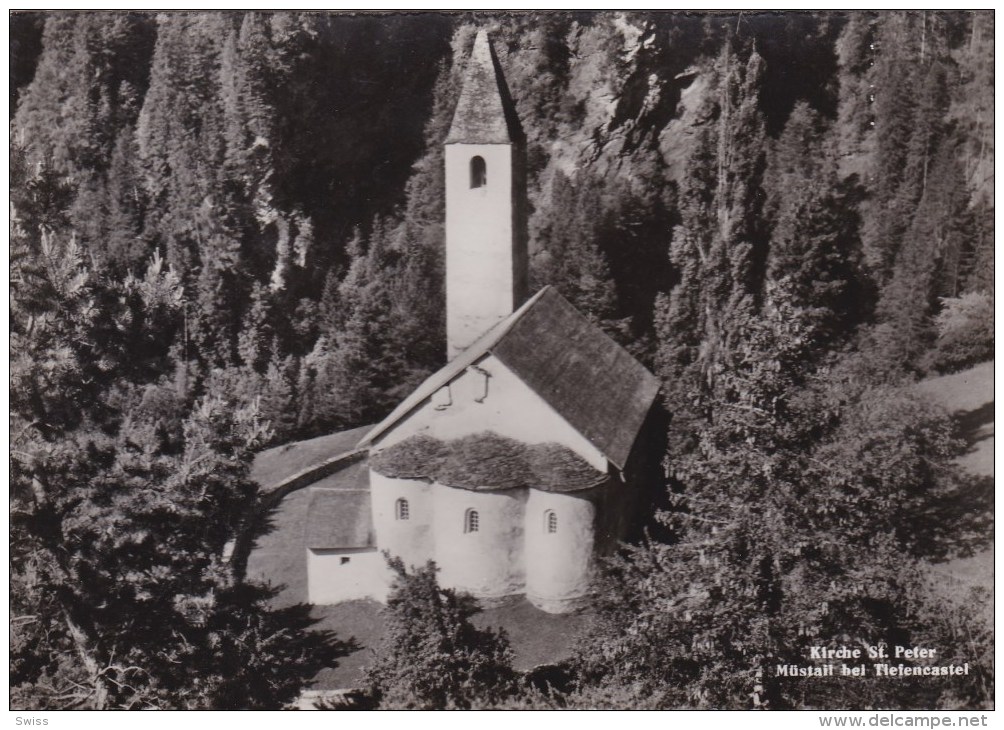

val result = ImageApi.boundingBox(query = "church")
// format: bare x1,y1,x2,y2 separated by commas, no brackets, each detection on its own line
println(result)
259,31,659,615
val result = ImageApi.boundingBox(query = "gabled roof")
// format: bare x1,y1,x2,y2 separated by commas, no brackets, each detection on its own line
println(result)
491,292,661,470
358,287,660,471
305,489,374,550
445,30,523,145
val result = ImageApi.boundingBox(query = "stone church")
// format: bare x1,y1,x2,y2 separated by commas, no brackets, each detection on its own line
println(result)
261,31,659,615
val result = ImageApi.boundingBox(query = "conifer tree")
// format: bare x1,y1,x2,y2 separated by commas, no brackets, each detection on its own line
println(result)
366,559,518,709
10,220,345,708
764,102,865,362
656,38,769,441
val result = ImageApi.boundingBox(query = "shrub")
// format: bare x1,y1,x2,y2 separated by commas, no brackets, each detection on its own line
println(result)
928,292,994,373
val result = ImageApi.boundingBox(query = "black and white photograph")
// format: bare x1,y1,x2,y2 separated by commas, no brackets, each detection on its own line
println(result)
9,9,994,712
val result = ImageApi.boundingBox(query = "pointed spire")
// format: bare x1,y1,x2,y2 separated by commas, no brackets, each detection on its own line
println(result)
445,30,523,144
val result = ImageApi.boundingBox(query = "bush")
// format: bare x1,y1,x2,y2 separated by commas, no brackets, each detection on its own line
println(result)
928,292,994,373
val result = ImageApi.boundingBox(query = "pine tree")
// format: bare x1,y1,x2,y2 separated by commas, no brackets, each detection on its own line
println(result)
764,102,866,362
533,170,619,329
10,223,345,709
366,559,518,710
655,39,769,447
14,13,156,176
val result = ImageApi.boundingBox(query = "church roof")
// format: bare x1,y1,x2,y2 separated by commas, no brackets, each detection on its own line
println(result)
445,30,523,145
305,488,374,549
358,287,661,471
371,432,608,493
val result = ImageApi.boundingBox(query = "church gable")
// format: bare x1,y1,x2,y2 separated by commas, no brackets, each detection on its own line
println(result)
366,350,608,471
358,286,659,471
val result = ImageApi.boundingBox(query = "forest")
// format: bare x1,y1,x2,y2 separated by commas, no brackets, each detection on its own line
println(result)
9,10,994,710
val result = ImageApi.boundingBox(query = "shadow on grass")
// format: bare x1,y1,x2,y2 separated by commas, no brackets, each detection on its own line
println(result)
232,485,307,596
907,397,996,561
957,400,993,451
209,582,362,709
911,473,994,560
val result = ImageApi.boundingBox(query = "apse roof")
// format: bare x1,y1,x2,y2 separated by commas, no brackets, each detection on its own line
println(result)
370,432,608,493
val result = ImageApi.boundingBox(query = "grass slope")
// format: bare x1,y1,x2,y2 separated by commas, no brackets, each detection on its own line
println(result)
913,361,994,601
915,361,994,480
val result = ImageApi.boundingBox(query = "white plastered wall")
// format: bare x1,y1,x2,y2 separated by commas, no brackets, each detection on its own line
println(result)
373,355,607,472
370,473,434,569
306,548,390,604
524,488,597,613
432,483,526,603
445,143,518,359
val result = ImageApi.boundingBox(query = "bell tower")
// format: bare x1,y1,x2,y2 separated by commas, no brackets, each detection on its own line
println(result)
444,30,528,360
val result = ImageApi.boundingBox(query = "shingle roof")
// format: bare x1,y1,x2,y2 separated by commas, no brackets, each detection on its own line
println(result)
358,287,660,471
445,30,523,145
251,424,371,491
305,489,374,549
491,289,660,471
370,432,607,493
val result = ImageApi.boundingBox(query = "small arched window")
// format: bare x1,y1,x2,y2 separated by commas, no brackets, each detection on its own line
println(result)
470,156,487,188
545,510,558,534
465,509,480,533
396,498,409,521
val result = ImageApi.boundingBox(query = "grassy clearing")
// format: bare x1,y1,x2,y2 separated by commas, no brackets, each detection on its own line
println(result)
472,599,591,670
306,597,593,690
309,599,385,690
915,361,994,479
914,361,994,603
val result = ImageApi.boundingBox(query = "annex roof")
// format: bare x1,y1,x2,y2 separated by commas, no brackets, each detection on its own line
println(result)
358,287,660,471
445,30,523,145
305,488,374,550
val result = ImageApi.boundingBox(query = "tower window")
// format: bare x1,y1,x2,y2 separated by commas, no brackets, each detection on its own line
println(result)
470,156,487,188
545,510,558,534
465,509,480,533
340,557,350,565
395,498,409,521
